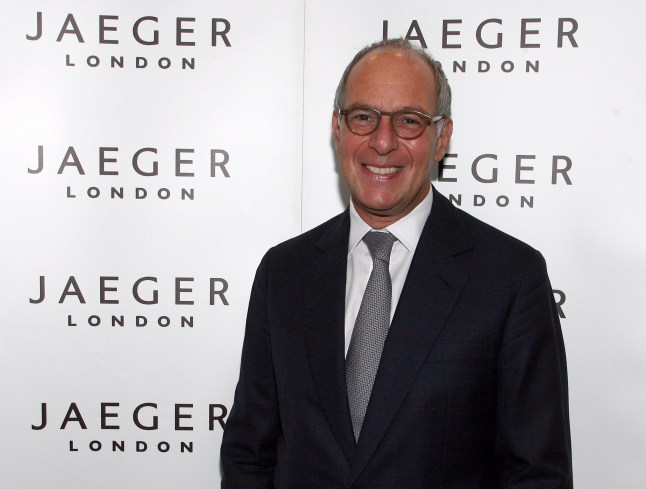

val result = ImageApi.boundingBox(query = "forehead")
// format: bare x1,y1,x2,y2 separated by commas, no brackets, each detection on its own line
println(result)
344,49,436,112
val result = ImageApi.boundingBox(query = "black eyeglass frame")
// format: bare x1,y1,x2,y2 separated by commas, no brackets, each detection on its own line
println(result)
337,106,444,140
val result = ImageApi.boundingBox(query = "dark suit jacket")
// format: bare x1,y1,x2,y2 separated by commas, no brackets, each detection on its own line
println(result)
221,188,572,488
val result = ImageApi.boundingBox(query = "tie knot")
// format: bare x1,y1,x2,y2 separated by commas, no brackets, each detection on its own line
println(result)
362,230,397,263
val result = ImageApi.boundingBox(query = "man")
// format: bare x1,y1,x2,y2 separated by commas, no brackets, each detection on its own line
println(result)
221,39,572,488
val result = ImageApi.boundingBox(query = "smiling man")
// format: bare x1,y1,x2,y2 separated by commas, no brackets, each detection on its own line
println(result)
221,39,572,489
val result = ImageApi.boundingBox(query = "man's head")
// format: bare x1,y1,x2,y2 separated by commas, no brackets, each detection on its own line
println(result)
332,39,453,229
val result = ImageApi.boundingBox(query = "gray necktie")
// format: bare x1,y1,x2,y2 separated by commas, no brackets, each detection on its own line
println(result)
346,230,397,442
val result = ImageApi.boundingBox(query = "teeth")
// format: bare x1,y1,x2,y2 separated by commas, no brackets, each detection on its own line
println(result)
366,165,399,175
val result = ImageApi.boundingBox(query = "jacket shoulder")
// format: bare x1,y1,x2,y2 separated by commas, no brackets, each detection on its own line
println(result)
432,189,541,268
262,210,348,269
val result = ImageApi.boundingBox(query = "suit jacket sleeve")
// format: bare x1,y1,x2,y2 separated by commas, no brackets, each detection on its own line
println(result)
495,250,573,488
221,254,279,489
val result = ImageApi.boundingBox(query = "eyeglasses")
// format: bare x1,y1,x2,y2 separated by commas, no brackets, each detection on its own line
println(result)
338,106,443,140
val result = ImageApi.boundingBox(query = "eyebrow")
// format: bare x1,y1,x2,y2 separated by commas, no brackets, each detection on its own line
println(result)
346,103,434,114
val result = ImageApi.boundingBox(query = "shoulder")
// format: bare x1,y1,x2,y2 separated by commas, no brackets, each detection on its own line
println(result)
431,188,543,272
260,210,349,271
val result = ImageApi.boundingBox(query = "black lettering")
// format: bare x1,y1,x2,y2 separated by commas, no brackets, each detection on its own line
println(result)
209,404,228,430
28,145,44,174
501,61,514,73
211,18,231,46
30,275,45,304
211,150,230,177
553,289,566,318
404,20,426,48
175,149,195,176
438,154,457,182
133,277,158,305
87,55,100,67
176,18,195,46
59,276,86,304
558,18,578,48
515,155,535,184
58,147,85,175
32,403,47,430
132,148,158,176
60,403,87,429
520,195,534,208
99,15,119,44
210,278,229,305
496,195,509,207
442,20,462,48
472,154,498,183
133,403,158,430
101,402,120,429
552,156,573,185
26,11,42,41
133,16,159,45
520,18,541,48
476,19,502,49
99,147,118,175
57,14,84,43
175,404,193,431
100,276,119,304
175,278,194,305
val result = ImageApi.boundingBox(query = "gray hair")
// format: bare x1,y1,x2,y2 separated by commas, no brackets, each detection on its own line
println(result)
333,38,452,119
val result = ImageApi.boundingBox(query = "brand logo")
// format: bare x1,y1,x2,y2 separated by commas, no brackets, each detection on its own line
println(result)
26,12,232,71
29,275,230,329
27,145,230,202
434,152,573,210
32,401,228,454
382,17,579,74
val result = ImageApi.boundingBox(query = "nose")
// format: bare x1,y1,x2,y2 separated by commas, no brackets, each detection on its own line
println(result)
368,115,399,155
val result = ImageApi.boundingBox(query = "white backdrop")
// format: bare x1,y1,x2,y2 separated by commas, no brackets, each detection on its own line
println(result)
1,1,645,488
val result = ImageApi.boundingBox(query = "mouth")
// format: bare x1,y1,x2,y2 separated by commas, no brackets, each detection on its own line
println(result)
364,165,401,175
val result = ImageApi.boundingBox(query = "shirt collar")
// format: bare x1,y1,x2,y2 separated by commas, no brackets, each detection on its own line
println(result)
348,187,433,255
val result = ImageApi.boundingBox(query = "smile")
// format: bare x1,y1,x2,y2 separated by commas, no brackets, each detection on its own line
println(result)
365,165,401,175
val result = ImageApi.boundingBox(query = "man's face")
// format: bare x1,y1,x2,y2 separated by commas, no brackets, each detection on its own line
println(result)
333,49,452,228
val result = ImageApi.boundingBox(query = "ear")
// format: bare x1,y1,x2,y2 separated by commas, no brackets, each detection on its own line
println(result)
433,117,453,161
332,111,341,148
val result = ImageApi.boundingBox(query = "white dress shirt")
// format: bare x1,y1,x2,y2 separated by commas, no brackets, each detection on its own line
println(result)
344,190,433,355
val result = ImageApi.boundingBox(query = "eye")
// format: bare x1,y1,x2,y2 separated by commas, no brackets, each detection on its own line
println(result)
395,113,423,127
349,109,378,124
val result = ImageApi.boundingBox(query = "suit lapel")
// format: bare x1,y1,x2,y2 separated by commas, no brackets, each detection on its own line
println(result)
348,189,474,484
302,211,357,462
